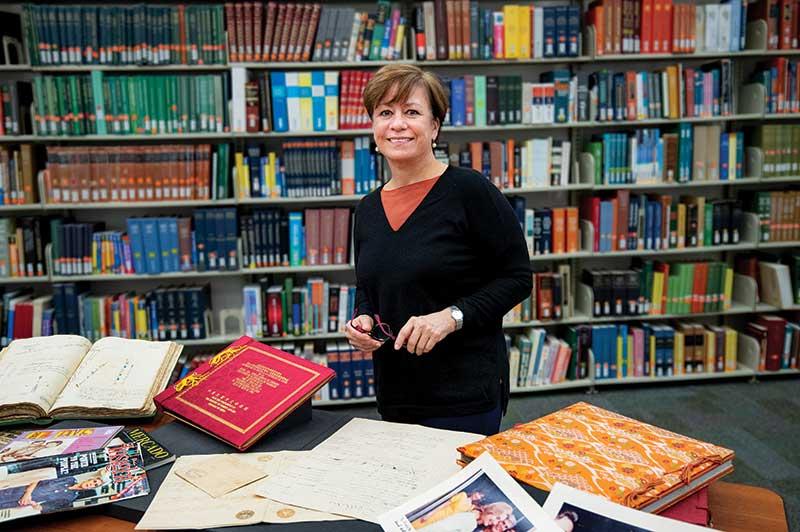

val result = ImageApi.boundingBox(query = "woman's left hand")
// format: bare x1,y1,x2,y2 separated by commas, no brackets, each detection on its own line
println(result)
394,309,456,355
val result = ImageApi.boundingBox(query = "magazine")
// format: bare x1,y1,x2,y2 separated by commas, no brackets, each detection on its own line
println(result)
378,452,562,532
0,442,149,523
107,427,175,471
0,426,123,463
542,483,713,532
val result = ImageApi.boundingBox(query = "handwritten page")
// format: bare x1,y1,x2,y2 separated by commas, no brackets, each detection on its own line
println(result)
255,418,483,522
0,335,91,413
136,452,347,530
51,337,177,412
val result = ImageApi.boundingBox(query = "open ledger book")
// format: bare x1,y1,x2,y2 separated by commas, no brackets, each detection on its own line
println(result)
0,335,182,425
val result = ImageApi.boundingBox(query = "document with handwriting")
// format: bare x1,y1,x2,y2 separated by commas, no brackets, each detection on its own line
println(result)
136,451,348,530
255,418,483,522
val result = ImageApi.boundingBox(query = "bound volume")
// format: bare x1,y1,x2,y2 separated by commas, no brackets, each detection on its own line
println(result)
458,402,734,513
0,335,182,425
154,336,334,450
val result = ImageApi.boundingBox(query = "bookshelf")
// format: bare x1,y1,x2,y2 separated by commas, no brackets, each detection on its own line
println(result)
1,0,799,408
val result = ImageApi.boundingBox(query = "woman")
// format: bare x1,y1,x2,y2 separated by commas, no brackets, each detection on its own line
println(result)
345,64,532,436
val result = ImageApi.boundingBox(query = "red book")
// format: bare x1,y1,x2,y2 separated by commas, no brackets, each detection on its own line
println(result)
658,487,710,526
155,336,335,450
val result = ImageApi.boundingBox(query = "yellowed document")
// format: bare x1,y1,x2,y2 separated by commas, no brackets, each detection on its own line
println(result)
176,454,267,498
136,452,349,530
255,418,483,523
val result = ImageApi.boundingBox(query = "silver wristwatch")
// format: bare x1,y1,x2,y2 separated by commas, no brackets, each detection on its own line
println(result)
449,305,464,331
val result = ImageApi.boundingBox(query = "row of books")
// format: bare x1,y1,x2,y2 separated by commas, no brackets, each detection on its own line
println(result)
457,138,571,189
47,283,211,345
753,190,800,242
243,277,356,338
753,58,800,114
0,217,45,278
586,126,744,185
588,0,748,55
233,139,380,199
0,145,36,205
0,81,29,136
414,2,581,60
746,315,800,371
507,265,574,323
509,329,579,389
738,253,800,307
581,193,743,253
508,201,580,257
23,4,226,66
755,124,800,178
33,73,228,137
755,0,800,50
584,260,734,318
44,145,225,204
587,322,739,379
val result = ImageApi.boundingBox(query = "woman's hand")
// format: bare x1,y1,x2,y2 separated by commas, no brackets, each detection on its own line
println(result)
345,314,383,353
394,309,456,355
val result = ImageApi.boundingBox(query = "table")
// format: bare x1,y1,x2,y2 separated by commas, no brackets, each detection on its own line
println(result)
8,414,791,532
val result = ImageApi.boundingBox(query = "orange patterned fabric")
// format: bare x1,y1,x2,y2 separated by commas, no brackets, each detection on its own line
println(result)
457,402,734,510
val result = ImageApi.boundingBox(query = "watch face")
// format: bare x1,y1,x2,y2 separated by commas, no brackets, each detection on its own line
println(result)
452,307,463,320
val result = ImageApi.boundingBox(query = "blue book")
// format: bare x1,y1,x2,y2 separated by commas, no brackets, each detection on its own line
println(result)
653,201,662,250
311,71,326,132
665,326,675,376
567,6,580,56
269,72,289,132
193,210,207,272
591,325,602,378
338,349,352,399
351,350,365,398
363,353,375,396
168,218,180,272
224,208,238,270
482,8,492,59
555,6,568,57
157,218,172,272
326,344,340,400
213,209,227,271
142,219,162,274
288,211,303,266
645,201,655,250
543,7,556,57
720,132,730,181
679,124,693,182
450,78,466,126
600,200,613,252
736,132,744,179
617,324,628,378
729,0,741,51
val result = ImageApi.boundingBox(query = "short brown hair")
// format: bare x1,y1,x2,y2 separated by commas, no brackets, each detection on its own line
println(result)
362,64,449,127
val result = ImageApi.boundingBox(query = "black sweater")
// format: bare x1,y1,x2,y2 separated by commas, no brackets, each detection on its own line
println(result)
353,165,533,420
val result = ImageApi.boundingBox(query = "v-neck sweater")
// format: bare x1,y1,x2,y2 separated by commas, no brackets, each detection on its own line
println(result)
353,165,533,420
381,174,441,231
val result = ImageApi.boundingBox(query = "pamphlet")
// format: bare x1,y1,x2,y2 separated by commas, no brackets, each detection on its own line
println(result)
0,426,123,463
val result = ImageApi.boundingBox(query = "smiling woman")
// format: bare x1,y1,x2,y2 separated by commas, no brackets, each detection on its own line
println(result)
343,64,533,436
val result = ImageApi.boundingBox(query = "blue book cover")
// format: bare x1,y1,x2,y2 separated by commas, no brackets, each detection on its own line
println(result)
653,200,662,250
720,132,730,180
602,133,612,184
127,218,147,273
542,7,556,57
224,208,238,271
665,326,675,376
555,5,568,57
193,210,207,272
450,78,466,126
212,209,227,271
157,218,172,272
269,72,289,132
141,219,162,274
729,0,741,51
338,349,353,399
363,353,375,396
617,324,628,378
311,71,326,132
591,325,602,379
326,344,340,400
645,201,655,250
567,5,580,56
351,350,365,398
599,200,613,252
288,212,303,266
736,132,744,179
168,218,180,272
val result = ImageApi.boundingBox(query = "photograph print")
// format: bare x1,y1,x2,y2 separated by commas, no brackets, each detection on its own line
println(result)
404,469,536,532
551,502,652,532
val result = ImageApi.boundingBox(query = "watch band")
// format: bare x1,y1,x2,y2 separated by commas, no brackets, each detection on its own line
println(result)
450,305,463,331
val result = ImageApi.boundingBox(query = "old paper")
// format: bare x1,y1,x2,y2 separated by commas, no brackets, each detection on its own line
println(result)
136,452,349,530
255,417,483,523
176,454,267,498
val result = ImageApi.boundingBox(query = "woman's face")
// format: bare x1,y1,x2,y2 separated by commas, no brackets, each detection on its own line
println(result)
372,84,439,165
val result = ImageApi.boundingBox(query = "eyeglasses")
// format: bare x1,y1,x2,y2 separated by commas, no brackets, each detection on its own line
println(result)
350,311,396,343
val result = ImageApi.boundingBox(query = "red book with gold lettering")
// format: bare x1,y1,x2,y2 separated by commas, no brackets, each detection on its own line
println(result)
154,336,334,450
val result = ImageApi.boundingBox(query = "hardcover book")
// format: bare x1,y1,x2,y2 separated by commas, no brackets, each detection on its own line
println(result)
457,402,734,513
0,442,149,523
0,336,182,425
154,336,335,450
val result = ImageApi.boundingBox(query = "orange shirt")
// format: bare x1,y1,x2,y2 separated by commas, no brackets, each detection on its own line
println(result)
380,175,442,231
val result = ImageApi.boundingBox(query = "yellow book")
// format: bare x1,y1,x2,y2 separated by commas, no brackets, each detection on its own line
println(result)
677,203,686,248
298,72,313,132
268,151,277,197
394,22,406,58
234,151,247,199
728,133,737,181
503,5,519,58
705,329,715,373
626,333,634,378
725,328,738,372
723,266,733,309
324,71,339,131
652,271,664,314
617,331,623,378
91,240,98,272
649,333,656,377
667,65,680,119
518,6,531,58
675,330,685,375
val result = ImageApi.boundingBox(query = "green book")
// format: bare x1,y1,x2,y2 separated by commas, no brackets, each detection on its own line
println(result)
704,203,713,248
587,141,603,184
369,1,391,60
32,77,46,135
90,71,106,134
475,75,486,127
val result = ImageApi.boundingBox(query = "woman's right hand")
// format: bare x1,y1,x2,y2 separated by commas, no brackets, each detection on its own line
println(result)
345,314,383,353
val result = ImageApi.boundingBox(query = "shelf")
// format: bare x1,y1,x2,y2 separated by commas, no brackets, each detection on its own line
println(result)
594,367,754,386
511,379,592,394
757,241,800,249
592,49,773,61
592,177,761,190
237,195,365,206
48,263,353,282
41,199,238,210
763,113,800,121
758,175,800,184
0,203,44,212
0,64,30,71
502,302,763,329
501,184,593,194
756,368,800,376
0,276,51,284
567,242,757,261
31,64,229,72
